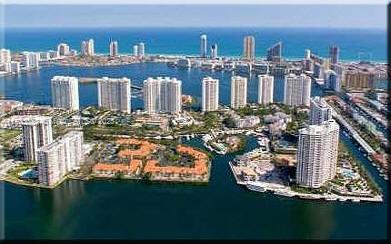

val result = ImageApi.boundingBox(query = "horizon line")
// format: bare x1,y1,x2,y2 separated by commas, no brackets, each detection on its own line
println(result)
3,26,387,30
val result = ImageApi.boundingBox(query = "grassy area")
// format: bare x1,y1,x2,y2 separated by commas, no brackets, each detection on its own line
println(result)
7,162,36,180
0,129,21,145
338,141,381,195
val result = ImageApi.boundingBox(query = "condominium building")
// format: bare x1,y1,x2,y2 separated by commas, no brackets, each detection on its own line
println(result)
10,61,21,74
138,43,145,57
109,40,119,57
97,77,131,113
51,76,80,111
230,76,247,109
243,36,255,60
133,45,139,56
21,116,53,162
296,119,339,188
211,44,218,59
342,69,375,90
37,131,84,186
329,45,340,64
22,52,39,69
309,96,333,125
266,42,282,62
143,77,182,114
202,77,219,112
304,49,311,60
57,43,70,56
0,49,11,64
283,73,311,107
258,74,274,105
200,34,207,58
81,39,94,56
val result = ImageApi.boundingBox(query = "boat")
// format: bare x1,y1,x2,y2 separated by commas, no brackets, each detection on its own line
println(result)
352,198,360,202
274,191,295,197
246,182,267,193
298,194,321,200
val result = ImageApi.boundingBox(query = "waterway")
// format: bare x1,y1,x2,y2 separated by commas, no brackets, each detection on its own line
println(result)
0,63,388,239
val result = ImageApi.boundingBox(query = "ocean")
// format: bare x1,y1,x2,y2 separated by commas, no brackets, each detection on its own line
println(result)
3,27,387,62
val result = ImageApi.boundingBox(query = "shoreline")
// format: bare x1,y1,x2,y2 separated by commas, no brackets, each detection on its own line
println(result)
228,161,383,203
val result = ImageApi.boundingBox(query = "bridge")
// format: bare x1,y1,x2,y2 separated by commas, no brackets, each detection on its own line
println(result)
78,77,142,90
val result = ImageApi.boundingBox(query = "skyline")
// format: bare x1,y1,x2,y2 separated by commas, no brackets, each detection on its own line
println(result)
2,4,387,29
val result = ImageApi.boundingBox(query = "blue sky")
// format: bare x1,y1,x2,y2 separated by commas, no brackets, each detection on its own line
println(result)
3,4,387,29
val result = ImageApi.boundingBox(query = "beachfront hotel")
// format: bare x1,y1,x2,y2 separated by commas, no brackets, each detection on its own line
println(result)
231,76,248,109
211,44,218,59
283,73,311,107
202,77,219,112
296,119,340,188
51,76,80,111
329,44,340,64
138,42,145,57
21,116,53,162
243,35,255,60
200,34,207,58
266,41,283,62
81,39,95,56
109,40,119,57
258,74,274,105
37,131,84,186
97,77,131,114
143,77,182,114
57,43,70,56
310,96,333,125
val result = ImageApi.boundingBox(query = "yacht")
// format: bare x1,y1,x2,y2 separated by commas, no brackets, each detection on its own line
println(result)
246,182,267,193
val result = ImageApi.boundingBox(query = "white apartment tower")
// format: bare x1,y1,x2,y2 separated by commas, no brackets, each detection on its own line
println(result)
133,45,139,56
258,74,274,105
0,49,11,64
283,73,311,107
57,43,70,56
202,77,219,112
37,131,84,186
22,116,53,162
296,119,340,188
97,77,131,113
22,52,40,69
143,77,182,114
51,76,80,111
109,40,119,57
138,43,145,57
310,96,333,125
81,39,94,56
231,76,247,109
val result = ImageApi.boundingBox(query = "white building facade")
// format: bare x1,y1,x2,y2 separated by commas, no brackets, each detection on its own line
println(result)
51,76,80,111
37,131,84,186
97,77,131,113
309,96,332,125
202,77,219,112
296,119,340,188
283,73,311,107
258,74,274,105
143,77,182,114
22,116,53,162
231,76,247,109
